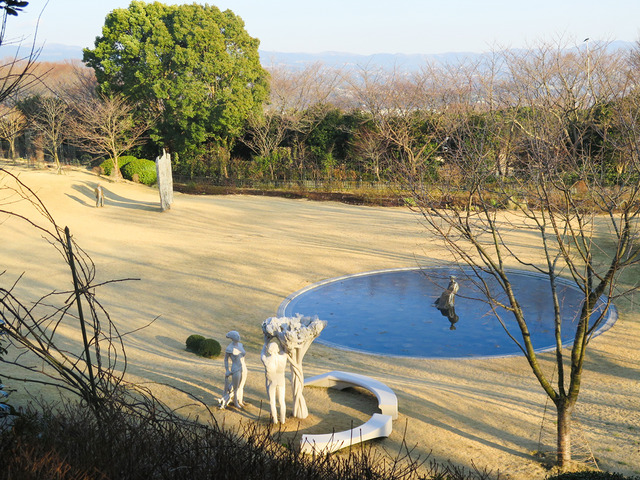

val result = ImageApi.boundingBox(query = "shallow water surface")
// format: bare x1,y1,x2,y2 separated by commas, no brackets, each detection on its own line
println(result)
278,268,616,358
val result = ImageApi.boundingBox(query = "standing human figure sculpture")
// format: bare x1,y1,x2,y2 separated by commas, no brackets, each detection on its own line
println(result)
261,340,287,424
434,275,459,310
219,330,247,409
95,183,104,207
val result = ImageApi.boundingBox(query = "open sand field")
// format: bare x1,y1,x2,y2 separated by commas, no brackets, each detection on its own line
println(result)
1,163,639,479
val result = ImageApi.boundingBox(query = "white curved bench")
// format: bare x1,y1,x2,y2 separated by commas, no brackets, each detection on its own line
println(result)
304,370,398,419
301,413,392,454
301,370,398,454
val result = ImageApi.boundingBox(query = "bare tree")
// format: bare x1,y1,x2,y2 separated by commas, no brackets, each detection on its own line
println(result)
0,1,41,103
0,103,26,158
0,168,133,412
344,65,449,179
242,109,291,180
70,93,151,180
263,62,343,178
350,124,387,181
401,41,639,470
31,95,69,173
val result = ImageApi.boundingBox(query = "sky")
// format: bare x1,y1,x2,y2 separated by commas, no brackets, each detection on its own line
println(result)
4,0,640,56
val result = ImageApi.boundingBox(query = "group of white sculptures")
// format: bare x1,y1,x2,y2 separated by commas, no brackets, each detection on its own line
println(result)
218,314,327,424
218,278,458,425
216,314,400,455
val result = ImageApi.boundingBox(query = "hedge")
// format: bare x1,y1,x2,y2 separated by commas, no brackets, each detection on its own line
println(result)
100,155,136,176
121,158,157,186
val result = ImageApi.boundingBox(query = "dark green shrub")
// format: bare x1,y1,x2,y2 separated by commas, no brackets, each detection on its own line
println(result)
121,158,157,185
197,338,221,358
548,472,640,480
100,155,136,176
185,334,205,352
0,396,491,480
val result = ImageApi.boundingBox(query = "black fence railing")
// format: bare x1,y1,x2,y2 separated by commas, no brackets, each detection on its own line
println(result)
172,176,398,192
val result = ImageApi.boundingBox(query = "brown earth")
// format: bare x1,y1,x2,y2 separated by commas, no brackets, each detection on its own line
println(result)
2,163,639,479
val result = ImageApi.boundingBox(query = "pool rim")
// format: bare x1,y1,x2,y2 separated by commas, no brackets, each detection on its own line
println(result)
276,266,619,360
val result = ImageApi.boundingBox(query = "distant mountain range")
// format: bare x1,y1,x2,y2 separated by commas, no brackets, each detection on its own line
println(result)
259,50,486,70
260,41,635,70
3,41,635,69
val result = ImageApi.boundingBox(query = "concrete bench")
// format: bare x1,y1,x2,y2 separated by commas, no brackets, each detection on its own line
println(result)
300,370,398,454
301,413,393,454
304,370,398,420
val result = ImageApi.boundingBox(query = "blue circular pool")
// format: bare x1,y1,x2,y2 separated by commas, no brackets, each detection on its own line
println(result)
277,268,617,359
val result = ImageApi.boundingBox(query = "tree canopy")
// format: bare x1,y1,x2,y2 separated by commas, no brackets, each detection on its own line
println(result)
83,1,269,164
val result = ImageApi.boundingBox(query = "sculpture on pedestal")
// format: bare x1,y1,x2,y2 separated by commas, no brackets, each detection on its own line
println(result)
262,315,326,419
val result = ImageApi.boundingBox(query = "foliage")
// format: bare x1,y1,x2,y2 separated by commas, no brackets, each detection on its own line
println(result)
185,334,205,352
70,93,152,179
175,143,232,178
197,338,221,358
185,334,221,358
83,1,269,168
121,157,157,185
0,396,499,480
99,154,157,185
548,473,640,480
306,108,352,164
100,154,136,176
0,328,10,417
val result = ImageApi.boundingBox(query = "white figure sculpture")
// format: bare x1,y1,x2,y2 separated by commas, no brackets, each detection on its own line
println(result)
261,340,287,424
219,330,247,409
262,315,326,419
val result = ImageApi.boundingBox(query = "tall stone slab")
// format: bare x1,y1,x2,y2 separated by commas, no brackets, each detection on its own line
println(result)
155,149,174,211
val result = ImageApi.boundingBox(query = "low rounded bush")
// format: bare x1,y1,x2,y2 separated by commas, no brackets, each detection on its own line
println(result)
548,472,640,480
100,155,136,176
121,158,157,185
197,338,222,358
185,334,205,352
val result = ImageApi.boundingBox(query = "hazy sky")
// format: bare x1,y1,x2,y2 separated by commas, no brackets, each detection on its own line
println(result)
5,0,640,55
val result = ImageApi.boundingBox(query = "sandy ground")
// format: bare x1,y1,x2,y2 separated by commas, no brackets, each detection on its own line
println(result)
1,163,639,479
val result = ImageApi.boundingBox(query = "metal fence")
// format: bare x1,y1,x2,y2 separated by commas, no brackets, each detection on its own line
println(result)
173,176,398,192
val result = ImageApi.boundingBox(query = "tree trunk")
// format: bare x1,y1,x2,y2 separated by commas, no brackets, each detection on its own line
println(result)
556,399,574,470
111,155,123,181
288,350,308,418
53,149,62,174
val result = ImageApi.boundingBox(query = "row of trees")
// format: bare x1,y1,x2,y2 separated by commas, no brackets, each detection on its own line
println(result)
3,41,639,188
0,1,635,189
0,63,150,176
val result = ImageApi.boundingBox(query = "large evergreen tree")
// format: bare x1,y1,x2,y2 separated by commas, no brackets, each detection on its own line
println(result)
83,1,269,166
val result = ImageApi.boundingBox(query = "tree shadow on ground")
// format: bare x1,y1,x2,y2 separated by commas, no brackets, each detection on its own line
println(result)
68,183,160,212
